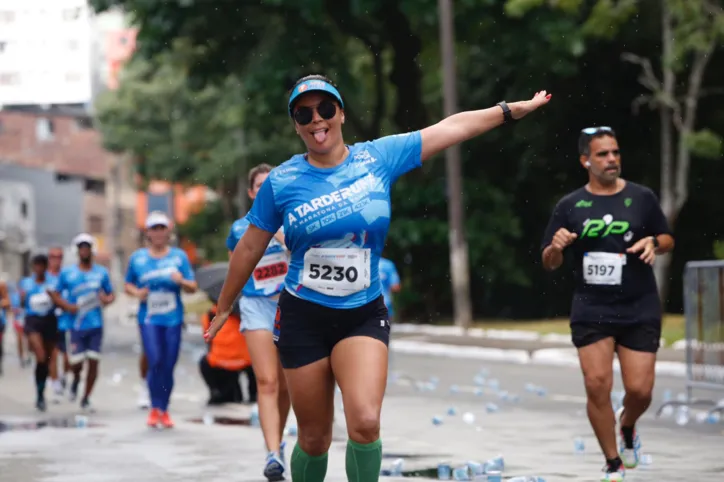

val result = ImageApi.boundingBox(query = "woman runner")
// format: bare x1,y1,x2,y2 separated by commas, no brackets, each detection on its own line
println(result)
206,74,551,481
125,211,198,428
19,254,59,411
226,163,290,481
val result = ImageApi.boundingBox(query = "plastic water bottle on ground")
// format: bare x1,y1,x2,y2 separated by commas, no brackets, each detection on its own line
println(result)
573,437,585,454
484,470,502,482
465,461,484,477
484,456,504,472
706,411,720,424
74,415,88,428
437,462,452,480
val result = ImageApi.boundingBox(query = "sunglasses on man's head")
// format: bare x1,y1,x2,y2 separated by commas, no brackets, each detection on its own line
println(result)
293,100,337,126
581,126,614,136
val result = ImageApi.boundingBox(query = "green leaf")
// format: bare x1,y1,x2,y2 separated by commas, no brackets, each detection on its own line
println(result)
685,129,724,159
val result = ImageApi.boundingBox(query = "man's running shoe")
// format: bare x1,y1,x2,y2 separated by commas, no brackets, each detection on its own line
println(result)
616,406,641,469
601,463,625,482
52,379,64,396
160,412,174,429
80,397,94,413
36,398,46,412
263,451,286,482
69,381,79,402
147,408,161,427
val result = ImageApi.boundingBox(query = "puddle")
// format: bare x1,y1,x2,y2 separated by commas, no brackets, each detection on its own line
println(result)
0,418,104,432
187,416,250,426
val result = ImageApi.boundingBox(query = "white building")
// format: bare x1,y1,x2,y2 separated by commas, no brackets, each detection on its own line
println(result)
0,0,128,108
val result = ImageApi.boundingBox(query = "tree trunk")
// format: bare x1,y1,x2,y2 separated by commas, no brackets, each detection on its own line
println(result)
656,2,675,306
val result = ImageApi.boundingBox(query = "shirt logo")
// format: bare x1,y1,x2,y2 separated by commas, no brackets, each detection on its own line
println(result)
575,200,593,208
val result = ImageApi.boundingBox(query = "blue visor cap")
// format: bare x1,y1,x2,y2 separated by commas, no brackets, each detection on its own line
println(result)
288,79,344,117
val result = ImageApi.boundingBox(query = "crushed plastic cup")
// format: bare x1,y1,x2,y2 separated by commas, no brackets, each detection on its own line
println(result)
438,462,452,480
695,411,709,423
485,403,499,413
525,383,536,393
432,415,444,426
640,453,653,466
488,378,500,390
473,375,486,386
675,406,690,426
462,412,475,424
535,386,547,397
74,415,88,428
574,437,585,454
465,461,484,476
706,411,721,424
447,406,458,416
202,413,214,425
484,470,502,482
498,391,509,401
452,466,471,481
287,424,298,436
430,376,440,385
390,458,404,476
484,456,504,472
474,388,484,397
478,368,490,377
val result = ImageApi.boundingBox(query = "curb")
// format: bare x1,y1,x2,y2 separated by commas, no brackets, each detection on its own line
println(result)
389,340,689,378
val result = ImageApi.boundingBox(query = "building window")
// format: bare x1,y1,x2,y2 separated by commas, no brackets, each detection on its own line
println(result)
76,117,93,129
36,118,54,142
88,215,104,234
85,179,106,195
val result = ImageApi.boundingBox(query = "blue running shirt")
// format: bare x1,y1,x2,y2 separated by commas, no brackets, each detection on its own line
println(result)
55,264,113,331
227,217,287,298
247,131,422,309
378,257,401,317
19,273,58,317
125,247,195,327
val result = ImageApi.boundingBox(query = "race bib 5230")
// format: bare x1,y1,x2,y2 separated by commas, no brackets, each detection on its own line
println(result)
583,252,625,286
302,248,371,297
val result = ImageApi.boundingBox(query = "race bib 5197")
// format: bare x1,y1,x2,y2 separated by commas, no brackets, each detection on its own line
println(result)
583,251,625,286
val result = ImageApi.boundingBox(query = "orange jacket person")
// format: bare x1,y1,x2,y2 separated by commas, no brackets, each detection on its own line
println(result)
199,305,255,405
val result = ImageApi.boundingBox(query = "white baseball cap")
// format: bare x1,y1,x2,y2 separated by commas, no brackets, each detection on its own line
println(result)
145,211,171,229
72,233,95,247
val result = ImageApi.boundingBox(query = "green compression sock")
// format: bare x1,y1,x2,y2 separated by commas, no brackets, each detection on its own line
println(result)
346,438,383,482
291,442,328,482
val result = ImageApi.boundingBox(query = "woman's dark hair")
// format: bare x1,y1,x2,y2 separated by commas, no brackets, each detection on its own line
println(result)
31,254,48,267
248,163,273,189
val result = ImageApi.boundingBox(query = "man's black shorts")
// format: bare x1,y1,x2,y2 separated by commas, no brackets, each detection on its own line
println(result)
571,321,661,353
274,290,390,369
24,314,58,343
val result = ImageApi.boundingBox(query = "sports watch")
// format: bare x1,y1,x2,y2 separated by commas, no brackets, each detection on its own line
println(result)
497,101,513,123
650,236,660,249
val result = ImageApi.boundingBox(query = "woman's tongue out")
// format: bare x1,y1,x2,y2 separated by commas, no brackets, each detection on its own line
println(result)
313,129,328,144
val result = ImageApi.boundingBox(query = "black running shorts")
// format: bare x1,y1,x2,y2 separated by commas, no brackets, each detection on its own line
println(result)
571,321,661,353
274,290,391,369
24,314,58,343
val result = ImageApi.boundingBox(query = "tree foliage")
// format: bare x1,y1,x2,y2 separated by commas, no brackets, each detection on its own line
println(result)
91,0,724,320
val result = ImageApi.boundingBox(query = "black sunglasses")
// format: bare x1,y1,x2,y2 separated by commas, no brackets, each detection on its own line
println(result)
581,126,615,136
293,100,337,126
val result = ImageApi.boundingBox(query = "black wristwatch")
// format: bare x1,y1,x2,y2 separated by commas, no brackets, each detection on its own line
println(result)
497,101,513,123
650,235,659,249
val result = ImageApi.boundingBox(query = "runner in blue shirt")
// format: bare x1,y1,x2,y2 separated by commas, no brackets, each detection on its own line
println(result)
18,254,59,411
0,279,10,376
125,211,198,429
226,163,290,481
378,257,401,322
49,234,115,412
206,74,551,482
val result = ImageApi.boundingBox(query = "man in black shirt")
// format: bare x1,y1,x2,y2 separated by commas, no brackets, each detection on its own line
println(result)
541,127,674,482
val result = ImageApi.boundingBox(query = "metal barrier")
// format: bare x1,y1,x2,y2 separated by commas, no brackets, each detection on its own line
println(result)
656,260,724,418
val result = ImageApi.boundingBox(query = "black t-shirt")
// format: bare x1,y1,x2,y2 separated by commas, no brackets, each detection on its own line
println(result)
541,182,672,325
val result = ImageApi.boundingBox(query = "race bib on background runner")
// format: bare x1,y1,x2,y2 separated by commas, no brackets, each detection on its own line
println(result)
302,248,371,297
147,292,177,316
252,252,289,291
29,292,53,314
583,252,625,285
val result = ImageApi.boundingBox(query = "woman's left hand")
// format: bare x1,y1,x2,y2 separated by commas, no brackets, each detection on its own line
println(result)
512,91,552,120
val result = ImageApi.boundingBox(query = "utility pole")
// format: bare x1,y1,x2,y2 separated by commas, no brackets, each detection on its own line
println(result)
438,0,472,330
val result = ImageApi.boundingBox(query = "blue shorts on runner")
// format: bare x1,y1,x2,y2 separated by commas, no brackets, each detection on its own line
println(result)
69,327,103,364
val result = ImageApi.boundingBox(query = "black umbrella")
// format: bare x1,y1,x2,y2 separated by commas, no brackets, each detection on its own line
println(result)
194,262,241,315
